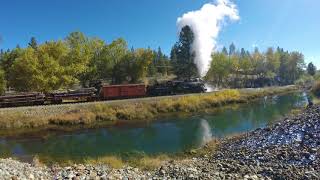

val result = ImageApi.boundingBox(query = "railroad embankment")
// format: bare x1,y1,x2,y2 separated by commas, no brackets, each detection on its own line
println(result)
0,85,298,134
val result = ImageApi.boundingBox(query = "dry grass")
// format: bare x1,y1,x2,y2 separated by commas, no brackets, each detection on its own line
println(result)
129,155,169,170
184,139,220,158
84,156,125,169
36,153,168,170
32,155,46,167
0,113,47,129
48,110,96,125
62,140,217,170
153,89,241,113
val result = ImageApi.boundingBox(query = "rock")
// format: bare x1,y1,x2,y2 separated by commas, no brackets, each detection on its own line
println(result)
159,169,166,176
28,174,35,179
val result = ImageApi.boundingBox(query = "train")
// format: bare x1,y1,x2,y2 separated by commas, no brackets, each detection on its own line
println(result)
0,79,207,108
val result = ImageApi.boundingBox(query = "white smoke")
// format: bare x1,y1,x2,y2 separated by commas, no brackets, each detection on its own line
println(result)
177,0,240,77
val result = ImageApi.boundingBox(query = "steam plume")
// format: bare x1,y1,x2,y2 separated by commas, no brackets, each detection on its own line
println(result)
177,0,240,77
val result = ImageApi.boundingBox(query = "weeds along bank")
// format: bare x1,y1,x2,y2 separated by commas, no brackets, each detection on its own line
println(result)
0,85,298,132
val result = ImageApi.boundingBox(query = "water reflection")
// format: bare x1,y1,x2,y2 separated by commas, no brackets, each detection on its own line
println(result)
0,92,308,160
199,119,212,146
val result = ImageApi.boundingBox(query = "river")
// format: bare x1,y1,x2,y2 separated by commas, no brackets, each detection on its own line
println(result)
0,92,308,161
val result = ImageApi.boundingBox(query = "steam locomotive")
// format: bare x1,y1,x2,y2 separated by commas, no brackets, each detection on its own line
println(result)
0,79,207,108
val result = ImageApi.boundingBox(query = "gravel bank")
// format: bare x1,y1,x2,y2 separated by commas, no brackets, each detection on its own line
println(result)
1,103,318,180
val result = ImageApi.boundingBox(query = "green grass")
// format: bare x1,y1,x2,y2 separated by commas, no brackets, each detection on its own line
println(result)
0,85,299,132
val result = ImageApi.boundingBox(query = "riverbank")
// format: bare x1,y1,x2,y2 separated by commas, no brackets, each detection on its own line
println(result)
0,102,318,179
0,85,298,134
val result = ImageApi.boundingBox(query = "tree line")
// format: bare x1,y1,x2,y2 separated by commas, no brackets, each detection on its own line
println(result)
0,27,316,94
206,44,308,88
171,26,315,88
0,32,171,93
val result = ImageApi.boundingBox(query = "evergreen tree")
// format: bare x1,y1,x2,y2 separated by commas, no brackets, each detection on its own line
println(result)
307,62,316,76
28,37,38,49
229,43,236,55
0,49,4,62
240,48,246,58
222,47,228,55
171,26,198,79
156,47,164,74
170,44,178,74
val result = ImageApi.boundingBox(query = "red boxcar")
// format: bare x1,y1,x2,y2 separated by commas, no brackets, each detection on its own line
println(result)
100,84,146,99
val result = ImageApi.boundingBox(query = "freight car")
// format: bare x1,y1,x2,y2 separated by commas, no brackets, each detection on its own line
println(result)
99,84,146,100
0,80,206,108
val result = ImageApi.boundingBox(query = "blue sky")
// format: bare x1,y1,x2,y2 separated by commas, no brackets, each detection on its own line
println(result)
1,0,319,67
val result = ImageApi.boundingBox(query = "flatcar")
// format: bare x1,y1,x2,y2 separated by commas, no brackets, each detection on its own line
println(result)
0,93,45,107
46,88,97,104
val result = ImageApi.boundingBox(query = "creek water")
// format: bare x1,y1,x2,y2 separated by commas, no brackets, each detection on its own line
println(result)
0,92,308,161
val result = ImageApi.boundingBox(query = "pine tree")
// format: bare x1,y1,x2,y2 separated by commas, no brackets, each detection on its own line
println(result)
307,62,316,76
28,37,38,49
222,47,228,55
171,26,198,79
229,43,236,55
